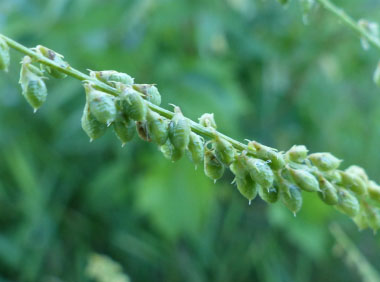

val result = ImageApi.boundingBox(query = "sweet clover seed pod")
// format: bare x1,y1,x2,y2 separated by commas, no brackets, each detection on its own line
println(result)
159,140,183,162
134,84,161,106
0,37,10,72
288,167,320,192
122,87,147,121
34,45,68,79
353,210,369,231
136,121,151,142
113,119,135,146
247,141,285,170
204,147,225,182
308,152,342,171
317,176,339,205
338,171,367,196
286,145,308,163
368,181,380,203
146,110,169,145
90,70,134,86
230,155,249,179
169,106,190,151
374,61,380,87
235,175,258,204
244,157,274,191
336,188,360,217
199,113,217,129
280,182,303,215
258,185,279,204
187,132,204,166
84,83,117,125
81,103,107,141
364,206,380,233
213,134,235,165
345,165,369,183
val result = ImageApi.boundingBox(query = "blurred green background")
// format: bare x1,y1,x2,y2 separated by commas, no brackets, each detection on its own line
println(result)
0,0,380,281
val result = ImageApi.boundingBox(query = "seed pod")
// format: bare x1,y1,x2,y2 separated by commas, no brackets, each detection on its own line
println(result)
230,155,249,179
374,61,380,87
364,206,380,233
324,170,342,184
169,106,190,151
81,103,107,141
317,177,339,205
113,118,135,146
235,175,258,204
159,140,183,162
198,113,217,129
146,110,169,145
123,87,147,121
247,141,285,170
90,70,134,86
280,183,303,216
286,145,308,163
244,157,274,191
204,147,225,182
134,84,161,106
212,135,235,165
353,211,369,231
84,83,117,125
34,45,68,79
258,185,279,204
136,121,151,142
339,171,367,196
336,188,360,217
368,180,380,203
288,167,320,192
0,37,10,72
187,132,204,166
308,152,341,171
345,165,368,183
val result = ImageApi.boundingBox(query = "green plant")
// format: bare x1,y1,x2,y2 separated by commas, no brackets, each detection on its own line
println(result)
1,0,380,234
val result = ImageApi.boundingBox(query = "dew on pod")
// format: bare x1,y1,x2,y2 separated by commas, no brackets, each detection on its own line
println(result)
133,84,161,106
0,36,10,72
338,170,367,196
136,121,151,142
121,86,147,121
159,140,184,162
317,176,339,205
247,141,285,170
84,82,117,125
288,167,320,192
285,145,308,163
212,134,235,165
235,175,258,205
204,146,225,183
34,45,68,79
90,70,134,86
168,105,190,151
198,113,217,129
258,185,279,204
187,132,204,168
244,157,274,191
335,188,360,217
146,110,169,145
308,152,342,171
81,103,107,141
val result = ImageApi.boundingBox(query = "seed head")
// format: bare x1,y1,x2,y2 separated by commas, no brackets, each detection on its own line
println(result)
134,84,161,106
288,167,320,192
146,110,169,145
198,113,217,129
204,147,225,182
235,175,258,204
187,132,204,166
244,157,274,191
308,152,342,171
81,103,107,141
168,105,190,151
90,70,134,86
336,188,360,217
35,45,68,79
213,134,235,165
286,145,308,163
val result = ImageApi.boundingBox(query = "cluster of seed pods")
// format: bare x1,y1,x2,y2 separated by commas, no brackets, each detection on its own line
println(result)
1,37,380,233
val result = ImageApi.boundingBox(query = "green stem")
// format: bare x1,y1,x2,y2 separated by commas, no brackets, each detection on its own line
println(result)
317,0,380,51
0,34,250,153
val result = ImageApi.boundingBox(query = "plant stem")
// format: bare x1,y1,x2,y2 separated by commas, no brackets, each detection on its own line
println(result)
0,34,251,153
317,0,380,51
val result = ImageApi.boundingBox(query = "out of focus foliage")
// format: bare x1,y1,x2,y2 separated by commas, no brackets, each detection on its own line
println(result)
0,0,380,281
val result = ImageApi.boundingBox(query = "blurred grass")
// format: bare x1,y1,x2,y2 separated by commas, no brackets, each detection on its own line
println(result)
0,0,380,281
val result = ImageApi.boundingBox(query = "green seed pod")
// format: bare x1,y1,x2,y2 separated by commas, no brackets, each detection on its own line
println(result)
364,206,380,234
324,170,342,184
339,171,367,196
244,157,274,191
169,106,191,151
198,113,217,129
345,165,368,183
308,152,342,171
258,185,279,204
212,135,235,165
288,167,320,192
230,155,248,179
286,145,308,163
90,70,134,86
0,37,10,72
159,140,183,162
336,188,360,217
123,87,147,121
187,132,204,166
113,119,135,146
204,147,225,182
368,180,380,203
247,141,285,170
136,121,151,142
353,211,369,231
81,103,107,141
235,175,258,204
280,183,303,216
35,45,68,79
374,61,380,87
317,177,339,205
84,83,117,125
134,84,161,106
146,110,169,145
